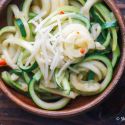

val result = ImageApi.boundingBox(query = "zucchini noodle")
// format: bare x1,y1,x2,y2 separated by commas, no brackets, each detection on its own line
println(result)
0,0,120,110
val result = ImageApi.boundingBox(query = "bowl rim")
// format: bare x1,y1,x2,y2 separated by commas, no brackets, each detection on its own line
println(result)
0,0,125,118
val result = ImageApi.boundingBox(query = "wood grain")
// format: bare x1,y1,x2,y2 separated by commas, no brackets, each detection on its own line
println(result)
0,0,125,124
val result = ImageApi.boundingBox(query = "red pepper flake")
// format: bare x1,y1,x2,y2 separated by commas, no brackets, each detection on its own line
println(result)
80,48,86,54
0,59,6,66
77,32,80,34
59,11,65,15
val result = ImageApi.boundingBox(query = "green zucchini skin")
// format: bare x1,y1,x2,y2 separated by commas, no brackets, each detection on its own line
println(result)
112,46,120,67
38,94,61,101
1,71,13,87
10,69,23,75
0,26,16,37
29,79,70,110
19,62,38,72
88,71,95,80
70,55,113,95
37,84,77,99
70,13,90,29
22,72,31,84
57,6,80,13
84,55,113,93
45,12,90,30
29,12,37,20
93,3,119,66
17,53,38,72
1,71,28,93
15,19,27,38
102,21,117,30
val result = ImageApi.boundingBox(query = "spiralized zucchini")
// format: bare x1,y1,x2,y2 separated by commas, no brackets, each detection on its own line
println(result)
0,0,120,110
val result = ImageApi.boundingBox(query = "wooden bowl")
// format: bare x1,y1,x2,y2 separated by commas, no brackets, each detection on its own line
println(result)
0,0,125,118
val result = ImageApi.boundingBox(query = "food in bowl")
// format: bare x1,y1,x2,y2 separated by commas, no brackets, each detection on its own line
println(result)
0,0,120,110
